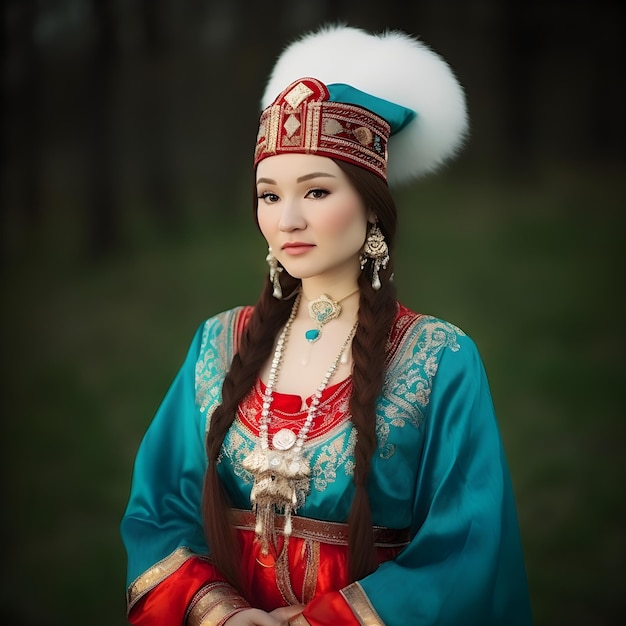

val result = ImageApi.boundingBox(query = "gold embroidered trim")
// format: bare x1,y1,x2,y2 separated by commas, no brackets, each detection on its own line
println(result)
185,581,251,626
340,582,385,626
289,615,310,626
302,539,320,603
275,543,302,605
273,536,320,606
307,103,320,152
231,508,410,547
127,546,193,612
267,106,281,154
285,82,314,108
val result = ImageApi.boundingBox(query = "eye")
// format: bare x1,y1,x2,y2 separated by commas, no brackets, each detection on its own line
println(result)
257,191,279,203
306,188,329,199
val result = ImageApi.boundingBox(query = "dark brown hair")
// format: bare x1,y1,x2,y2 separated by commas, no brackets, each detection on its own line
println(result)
202,159,398,589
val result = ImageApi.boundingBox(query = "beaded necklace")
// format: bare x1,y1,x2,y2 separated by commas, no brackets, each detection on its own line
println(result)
242,292,358,554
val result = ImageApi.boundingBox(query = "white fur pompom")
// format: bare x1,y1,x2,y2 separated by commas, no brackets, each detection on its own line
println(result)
261,24,469,184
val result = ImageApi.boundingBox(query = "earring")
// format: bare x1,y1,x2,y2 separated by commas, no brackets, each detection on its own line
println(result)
266,247,283,299
360,223,389,290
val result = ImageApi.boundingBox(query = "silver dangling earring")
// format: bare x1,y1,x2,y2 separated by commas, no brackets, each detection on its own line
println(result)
266,247,283,299
359,222,390,291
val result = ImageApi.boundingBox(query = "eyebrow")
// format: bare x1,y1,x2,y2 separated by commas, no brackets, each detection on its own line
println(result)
256,172,337,185
297,172,336,183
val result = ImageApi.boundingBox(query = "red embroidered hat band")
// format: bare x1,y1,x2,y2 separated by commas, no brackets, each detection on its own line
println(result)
254,77,391,181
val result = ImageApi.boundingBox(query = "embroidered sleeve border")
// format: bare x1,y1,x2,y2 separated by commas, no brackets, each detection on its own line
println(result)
340,582,385,626
127,546,194,612
185,581,251,626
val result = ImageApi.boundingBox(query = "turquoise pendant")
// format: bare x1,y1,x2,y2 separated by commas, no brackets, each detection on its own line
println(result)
305,294,343,343
305,329,320,342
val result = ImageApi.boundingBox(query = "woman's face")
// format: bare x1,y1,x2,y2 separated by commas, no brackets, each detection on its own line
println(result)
256,154,372,285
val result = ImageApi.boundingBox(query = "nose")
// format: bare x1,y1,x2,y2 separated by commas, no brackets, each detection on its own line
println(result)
278,198,306,232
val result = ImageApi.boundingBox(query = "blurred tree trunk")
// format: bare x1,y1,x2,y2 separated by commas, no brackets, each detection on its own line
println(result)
1,0,43,262
499,0,538,175
0,0,8,264
19,0,42,225
139,0,180,233
88,0,120,256
587,1,626,161
205,0,291,208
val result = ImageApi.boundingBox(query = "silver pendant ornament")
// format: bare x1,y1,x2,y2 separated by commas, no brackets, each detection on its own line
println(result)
360,223,390,290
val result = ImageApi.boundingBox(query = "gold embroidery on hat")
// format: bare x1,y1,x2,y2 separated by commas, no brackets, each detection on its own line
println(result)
267,106,281,154
254,81,392,180
305,104,321,153
322,118,343,136
284,113,301,138
285,82,314,109
354,126,374,147
256,120,266,143
282,134,303,147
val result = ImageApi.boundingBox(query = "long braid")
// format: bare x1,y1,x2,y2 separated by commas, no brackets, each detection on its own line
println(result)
202,272,300,588
334,160,399,581
347,255,397,579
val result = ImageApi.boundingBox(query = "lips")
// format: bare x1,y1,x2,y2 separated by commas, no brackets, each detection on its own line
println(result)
282,242,315,255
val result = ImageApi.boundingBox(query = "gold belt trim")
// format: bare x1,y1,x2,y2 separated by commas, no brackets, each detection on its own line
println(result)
230,509,410,548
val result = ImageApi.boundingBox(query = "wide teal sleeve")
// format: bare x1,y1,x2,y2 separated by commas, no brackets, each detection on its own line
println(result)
120,322,210,588
360,332,532,625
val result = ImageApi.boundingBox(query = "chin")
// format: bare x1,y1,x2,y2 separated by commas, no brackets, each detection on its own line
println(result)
277,259,315,279
281,267,313,280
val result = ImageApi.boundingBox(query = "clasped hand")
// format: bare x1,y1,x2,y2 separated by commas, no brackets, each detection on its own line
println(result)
224,604,305,626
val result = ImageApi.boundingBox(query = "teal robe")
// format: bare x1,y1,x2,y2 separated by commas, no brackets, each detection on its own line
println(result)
121,305,533,625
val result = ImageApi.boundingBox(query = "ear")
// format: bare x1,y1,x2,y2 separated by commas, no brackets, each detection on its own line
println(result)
367,210,377,224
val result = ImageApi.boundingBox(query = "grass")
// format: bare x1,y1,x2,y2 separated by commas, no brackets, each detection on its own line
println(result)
1,162,624,624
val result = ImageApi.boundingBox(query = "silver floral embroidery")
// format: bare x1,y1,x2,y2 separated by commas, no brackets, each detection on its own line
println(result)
311,426,357,490
195,310,466,490
195,309,245,430
376,317,464,458
195,320,223,415
223,418,357,491
222,425,256,480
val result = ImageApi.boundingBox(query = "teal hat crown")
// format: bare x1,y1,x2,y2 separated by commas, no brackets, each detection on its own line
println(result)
327,83,416,135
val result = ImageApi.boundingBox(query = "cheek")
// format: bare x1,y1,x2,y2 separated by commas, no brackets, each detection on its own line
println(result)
334,214,367,250
256,209,273,240
320,204,367,239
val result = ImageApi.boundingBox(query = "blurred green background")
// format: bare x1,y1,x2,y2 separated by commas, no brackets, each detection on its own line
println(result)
1,1,624,624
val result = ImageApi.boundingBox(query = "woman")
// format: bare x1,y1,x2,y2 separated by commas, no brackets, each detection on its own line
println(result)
121,25,533,626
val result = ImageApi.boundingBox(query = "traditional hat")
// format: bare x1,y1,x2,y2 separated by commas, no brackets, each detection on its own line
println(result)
254,24,469,185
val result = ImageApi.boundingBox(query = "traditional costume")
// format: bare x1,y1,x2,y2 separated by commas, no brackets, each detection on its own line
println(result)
121,25,532,626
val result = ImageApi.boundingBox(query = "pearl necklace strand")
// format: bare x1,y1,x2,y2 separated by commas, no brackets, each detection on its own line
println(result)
243,291,358,553
261,291,358,456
